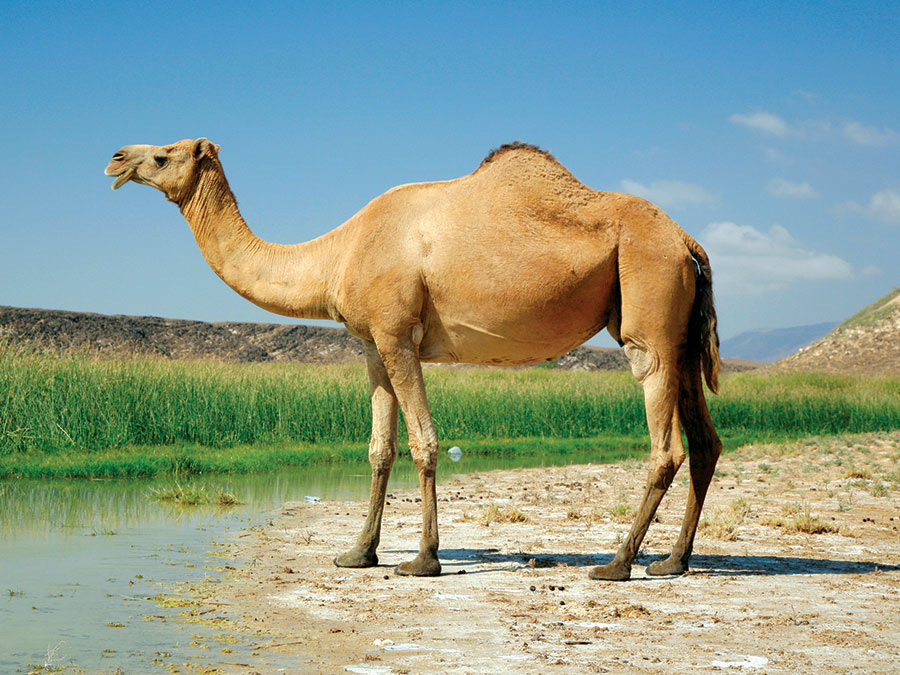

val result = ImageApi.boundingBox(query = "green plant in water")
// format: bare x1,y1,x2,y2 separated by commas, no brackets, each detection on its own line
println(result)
149,481,242,506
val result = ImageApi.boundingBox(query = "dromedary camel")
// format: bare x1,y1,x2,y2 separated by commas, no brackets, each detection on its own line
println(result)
106,138,722,581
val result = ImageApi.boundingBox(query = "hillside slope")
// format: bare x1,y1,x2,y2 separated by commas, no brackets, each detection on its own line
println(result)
777,288,900,375
0,306,632,370
0,306,366,364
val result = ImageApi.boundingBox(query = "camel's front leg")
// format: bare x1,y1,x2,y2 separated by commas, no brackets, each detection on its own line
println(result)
334,342,399,568
375,332,441,577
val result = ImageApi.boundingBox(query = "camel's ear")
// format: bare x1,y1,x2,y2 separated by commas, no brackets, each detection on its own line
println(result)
192,138,219,161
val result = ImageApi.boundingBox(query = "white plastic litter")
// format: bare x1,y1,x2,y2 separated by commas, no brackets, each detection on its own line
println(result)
304,495,322,502
447,446,462,462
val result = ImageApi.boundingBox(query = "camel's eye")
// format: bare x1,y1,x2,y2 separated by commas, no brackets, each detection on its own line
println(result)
154,155,168,168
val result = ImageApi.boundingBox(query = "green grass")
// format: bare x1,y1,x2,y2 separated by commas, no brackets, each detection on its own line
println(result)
149,480,241,506
833,286,899,332
1,344,897,478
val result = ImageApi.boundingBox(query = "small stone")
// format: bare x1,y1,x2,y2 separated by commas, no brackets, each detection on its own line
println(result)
457,569,467,574
529,585,536,592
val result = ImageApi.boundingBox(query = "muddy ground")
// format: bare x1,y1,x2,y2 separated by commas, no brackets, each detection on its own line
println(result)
199,432,899,673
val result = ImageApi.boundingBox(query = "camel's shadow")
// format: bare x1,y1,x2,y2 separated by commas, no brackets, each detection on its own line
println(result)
382,548,900,577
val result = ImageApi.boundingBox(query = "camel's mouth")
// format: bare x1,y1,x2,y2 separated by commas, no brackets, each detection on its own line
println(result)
108,167,135,190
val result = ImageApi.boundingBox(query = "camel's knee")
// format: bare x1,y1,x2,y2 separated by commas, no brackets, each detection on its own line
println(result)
624,343,655,382
647,458,681,490
409,437,439,473
647,442,685,489
369,434,397,473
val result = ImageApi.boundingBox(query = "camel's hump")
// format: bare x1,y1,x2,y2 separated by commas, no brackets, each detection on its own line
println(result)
478,141,558,169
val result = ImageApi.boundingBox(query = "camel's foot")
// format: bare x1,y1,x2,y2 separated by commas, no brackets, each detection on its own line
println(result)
589,560,632,581
646,555,688,576
395,553,441,577
333,547,378,569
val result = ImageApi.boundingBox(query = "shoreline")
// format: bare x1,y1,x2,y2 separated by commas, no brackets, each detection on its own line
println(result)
184,432,900,673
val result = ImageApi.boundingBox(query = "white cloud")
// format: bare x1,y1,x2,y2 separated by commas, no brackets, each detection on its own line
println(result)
701,222,853,295
730,111,898,147
844,121,900,147
842,189,900,224
767,178,818,199
729,111,789,137
619,179,715,209
869,190,900,223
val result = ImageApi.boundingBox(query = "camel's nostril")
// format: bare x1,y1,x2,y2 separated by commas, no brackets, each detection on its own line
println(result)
112,152,124,160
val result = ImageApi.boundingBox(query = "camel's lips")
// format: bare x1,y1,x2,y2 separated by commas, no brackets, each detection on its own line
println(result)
109,167,135,190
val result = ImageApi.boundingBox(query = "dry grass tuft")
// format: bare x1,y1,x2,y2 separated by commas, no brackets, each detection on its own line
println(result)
762,502,838,534
584,601,652,619
791,513,839,534
699,499,751,541
608,502,634,523
480,503,528,526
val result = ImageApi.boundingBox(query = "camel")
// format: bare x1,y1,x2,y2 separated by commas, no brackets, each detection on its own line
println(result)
105,138,723,581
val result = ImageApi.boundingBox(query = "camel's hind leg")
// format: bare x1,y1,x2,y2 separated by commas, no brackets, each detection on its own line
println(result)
646,356,722,576
590,241,694,581
334,342,399,568
590,344,686,581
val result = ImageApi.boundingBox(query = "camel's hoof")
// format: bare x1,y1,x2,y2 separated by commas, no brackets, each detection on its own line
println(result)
334,548,378,568
589,561,631,581
646,556,688,576
395,555,441,577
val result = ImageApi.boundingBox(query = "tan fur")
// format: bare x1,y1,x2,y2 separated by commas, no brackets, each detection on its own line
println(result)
106,138,723,580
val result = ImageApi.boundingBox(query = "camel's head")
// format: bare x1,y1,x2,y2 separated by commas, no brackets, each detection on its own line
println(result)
105,138,220,203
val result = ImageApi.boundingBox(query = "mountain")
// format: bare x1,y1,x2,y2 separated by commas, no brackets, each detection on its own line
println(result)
720,322,838,363
777,288,900,375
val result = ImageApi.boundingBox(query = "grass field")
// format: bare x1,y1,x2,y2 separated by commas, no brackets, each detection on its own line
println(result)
1,345,898,478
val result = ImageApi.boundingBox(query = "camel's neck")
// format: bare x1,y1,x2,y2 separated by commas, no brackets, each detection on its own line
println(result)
177,162,336,321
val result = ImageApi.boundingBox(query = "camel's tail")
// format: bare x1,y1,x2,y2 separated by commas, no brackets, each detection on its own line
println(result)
679,229,720,394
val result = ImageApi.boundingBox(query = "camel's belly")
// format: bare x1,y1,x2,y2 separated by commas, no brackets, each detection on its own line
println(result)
418,293,611,366
416,226,618,365
419,325,597,366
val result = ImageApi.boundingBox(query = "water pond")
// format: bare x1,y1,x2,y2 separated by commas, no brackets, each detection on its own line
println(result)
0,447,634,672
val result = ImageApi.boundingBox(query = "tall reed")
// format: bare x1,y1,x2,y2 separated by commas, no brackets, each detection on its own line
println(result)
1,345,898,456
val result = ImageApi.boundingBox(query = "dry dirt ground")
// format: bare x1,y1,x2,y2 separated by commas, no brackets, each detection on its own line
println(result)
197,432,899,673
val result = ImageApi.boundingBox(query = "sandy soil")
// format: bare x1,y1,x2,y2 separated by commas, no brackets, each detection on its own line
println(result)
199,432,899,673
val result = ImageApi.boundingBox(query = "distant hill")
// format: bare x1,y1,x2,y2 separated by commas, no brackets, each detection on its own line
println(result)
720,322,838,363
0,306,633,370
0,305,760,373
0,306,366,364
777,288,900,375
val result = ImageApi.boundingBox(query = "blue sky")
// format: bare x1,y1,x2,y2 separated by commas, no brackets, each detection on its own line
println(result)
2,2,898,345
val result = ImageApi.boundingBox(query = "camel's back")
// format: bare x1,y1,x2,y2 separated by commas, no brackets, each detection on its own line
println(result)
335,145,678,365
